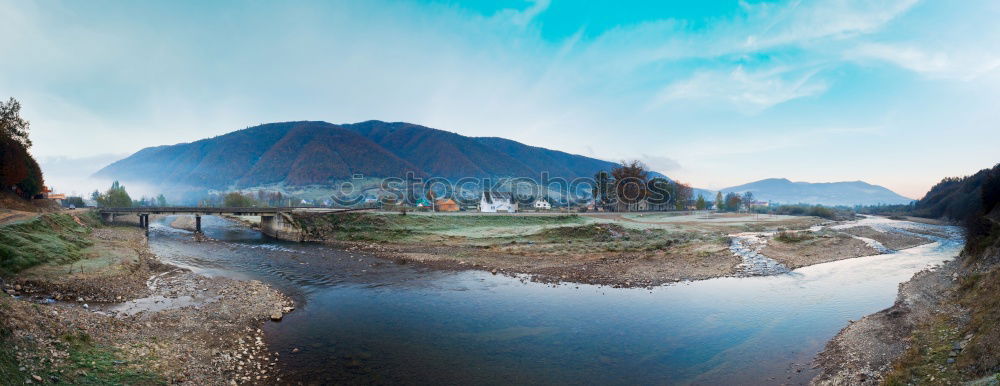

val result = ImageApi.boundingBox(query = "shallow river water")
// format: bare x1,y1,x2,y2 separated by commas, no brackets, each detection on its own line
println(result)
148,216,962,385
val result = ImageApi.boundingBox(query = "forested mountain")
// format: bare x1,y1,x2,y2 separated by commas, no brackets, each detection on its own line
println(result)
914,163,1000,222
339,120,622,180
94,120,627,191
95,121,423,190
720,178,912,206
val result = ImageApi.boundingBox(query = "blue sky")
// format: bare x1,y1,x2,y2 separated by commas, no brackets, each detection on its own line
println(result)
2,0,999,198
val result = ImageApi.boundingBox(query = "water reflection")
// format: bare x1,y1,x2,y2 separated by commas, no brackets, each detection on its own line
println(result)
147,216,962,385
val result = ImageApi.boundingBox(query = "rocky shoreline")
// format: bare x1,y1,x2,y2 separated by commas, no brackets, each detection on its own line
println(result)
811,259,961,385
1,217,293,385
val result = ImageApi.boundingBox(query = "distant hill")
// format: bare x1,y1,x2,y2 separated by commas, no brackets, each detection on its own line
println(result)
95,120,667,193
719,178,913,206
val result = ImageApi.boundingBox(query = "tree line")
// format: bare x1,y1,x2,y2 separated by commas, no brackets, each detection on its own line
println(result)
592,160,701,211
88,181,168,208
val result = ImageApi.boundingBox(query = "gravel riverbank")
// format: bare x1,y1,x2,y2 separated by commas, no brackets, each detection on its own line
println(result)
1,217,293,385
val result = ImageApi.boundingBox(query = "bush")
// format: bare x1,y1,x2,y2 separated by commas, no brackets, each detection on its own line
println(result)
772,204,853,220
774,231,814,243
222,192,258,207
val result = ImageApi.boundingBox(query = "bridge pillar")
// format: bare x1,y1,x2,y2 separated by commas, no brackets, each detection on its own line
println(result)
259,213,304,241
195,215,202,234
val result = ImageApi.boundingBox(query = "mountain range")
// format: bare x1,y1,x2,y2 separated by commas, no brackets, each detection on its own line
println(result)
95,120,913,206
718,178,913,206
94,120,626,192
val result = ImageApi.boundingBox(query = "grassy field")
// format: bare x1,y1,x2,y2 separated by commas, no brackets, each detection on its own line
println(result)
0,212,103,276
293,212,591,242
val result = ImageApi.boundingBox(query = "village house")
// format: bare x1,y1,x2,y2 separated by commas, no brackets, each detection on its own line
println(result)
532,198,551,210
480,191,517,213
435,198,460,212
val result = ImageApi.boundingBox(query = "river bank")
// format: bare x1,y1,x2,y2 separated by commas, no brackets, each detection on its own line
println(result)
813,209,1000,385
0,212,293,384
275,211,938,287
145,212,963,384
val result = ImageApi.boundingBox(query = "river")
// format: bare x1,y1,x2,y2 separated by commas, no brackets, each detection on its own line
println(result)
147,216,962,385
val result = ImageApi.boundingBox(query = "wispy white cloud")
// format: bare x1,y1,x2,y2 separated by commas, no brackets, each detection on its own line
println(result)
852,43,1000,81
500,0,551,26
652,66,828,112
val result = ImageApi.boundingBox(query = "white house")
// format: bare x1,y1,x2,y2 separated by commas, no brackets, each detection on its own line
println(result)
533,198,551,210
480,191,517,213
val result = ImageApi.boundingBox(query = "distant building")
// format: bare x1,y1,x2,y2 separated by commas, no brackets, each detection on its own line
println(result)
533,198,551,210
435,198,460,212
480,191,517,213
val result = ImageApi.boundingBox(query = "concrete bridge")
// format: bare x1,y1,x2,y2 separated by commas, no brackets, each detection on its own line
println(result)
98,207,371,241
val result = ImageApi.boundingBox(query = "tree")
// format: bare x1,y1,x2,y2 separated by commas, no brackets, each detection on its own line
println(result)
95,180,133,207
673,182,692,210
724,192,742,212
611,160,649,211
20,151,42,197
222,192,257,207
715,192,724,211
0,138,28,188
695,194,707,210
0,97,31,149
592,170,614,210
0,97,44,198
156,194,168,206
63,196,86,208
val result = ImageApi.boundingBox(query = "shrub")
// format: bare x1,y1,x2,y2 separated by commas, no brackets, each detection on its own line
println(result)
774,231,813,243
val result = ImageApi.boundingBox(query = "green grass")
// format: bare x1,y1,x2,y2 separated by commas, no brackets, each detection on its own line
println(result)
883,315,964,386
956,266,1000,375
0,213,94,276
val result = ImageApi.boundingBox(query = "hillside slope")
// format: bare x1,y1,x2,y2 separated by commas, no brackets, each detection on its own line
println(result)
95,121,423,189
95,120,635,191
720,178,912,206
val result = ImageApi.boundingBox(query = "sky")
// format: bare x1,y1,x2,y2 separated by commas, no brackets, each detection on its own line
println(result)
2,0,999,198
